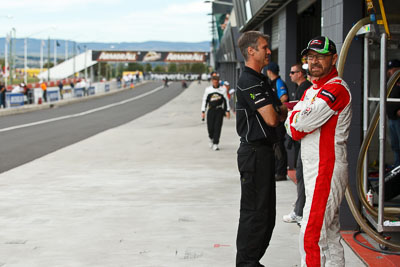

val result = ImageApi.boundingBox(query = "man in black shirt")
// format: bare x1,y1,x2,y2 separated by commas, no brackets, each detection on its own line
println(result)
235,31,287,267
387,59,400,167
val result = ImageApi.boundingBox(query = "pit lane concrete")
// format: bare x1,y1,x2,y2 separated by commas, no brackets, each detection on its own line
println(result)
0,81,365,266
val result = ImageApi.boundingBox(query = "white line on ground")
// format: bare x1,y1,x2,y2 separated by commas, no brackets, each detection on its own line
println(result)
0,85,165,133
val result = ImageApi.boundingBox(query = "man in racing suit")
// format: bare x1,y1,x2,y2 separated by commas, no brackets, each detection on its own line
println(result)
285,36,352,267
201,73,230,151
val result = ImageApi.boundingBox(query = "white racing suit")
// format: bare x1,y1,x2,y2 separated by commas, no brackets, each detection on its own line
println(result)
284,67,352,267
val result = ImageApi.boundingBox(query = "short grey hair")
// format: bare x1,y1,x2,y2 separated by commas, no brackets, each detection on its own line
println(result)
238,31,270,61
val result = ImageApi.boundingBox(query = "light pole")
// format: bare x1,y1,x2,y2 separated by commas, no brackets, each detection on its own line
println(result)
84,45,87,80
4,33,10,87
10,27,16,85
73,41,76,78
54,39,57,67
65,40,68,61
24,26,56,84
40,40,44,74
1,15,13,86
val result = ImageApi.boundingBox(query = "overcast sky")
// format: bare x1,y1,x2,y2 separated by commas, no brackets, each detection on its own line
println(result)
0,0,212,43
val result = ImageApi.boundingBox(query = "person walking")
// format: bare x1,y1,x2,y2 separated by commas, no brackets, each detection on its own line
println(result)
282,63,312,224
386,59,400,167
235,30,287,267
266,62,289,181
285,36,352,267
201,73,230,151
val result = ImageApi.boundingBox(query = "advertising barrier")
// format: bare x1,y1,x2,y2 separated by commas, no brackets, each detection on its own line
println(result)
74,87,85,98
5,92,24,108
47,89,60,102
105,84,110,92
88,86,95,95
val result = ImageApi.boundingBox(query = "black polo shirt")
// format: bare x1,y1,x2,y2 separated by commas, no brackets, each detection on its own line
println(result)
236,66,281,144
295,80,312,100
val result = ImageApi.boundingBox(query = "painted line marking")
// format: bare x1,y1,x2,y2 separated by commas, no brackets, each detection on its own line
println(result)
0,85,165,133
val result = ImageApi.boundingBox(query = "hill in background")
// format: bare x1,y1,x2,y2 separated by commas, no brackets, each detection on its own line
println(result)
0,38,210,68
0,38,210,56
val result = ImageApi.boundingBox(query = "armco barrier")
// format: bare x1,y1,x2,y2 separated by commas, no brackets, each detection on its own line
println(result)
5,92,24,108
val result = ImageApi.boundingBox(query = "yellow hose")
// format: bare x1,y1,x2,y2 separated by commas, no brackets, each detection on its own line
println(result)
356,71,400,219
338,17,400,251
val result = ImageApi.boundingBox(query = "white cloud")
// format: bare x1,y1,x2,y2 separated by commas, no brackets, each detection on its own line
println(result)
164,1,209,15
0,0,212,43
1,0,119,12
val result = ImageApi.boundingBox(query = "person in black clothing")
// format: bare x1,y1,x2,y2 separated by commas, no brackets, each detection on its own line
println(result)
201,73,230,151
282,63,313,224
235,31,287,267
164,76,169,87
266,62,289,181
0,83,6,108
387,59,400,167
58,80,64,100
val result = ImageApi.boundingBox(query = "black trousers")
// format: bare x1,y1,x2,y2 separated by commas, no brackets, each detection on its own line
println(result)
207,108,224,144
294,148,305,217
274,124,288,178
236,142,276,267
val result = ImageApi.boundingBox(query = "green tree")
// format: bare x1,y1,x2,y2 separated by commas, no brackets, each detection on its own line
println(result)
116,63,125,77
177,64,187,73
168,63,177,73
43,62,54,68
126,62,143,71
190,63,206,74
145,63,152,72
153,65,165,73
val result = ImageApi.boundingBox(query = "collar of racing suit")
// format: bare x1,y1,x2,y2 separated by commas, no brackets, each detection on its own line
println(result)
312,66,338,88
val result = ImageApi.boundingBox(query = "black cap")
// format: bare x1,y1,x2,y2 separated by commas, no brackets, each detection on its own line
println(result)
211,72,220,80
301,36,337,56
388,59,400,70
266,62,279,74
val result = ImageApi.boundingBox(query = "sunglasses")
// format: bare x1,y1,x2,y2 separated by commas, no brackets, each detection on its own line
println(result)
306,54,333,61
289,71,300,75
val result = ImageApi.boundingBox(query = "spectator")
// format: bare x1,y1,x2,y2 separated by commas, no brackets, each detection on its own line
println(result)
266,62,289,181
164,76,169,87
0,83,6,108
40,81,47,102
282,63,313,225
386,59,400,167
58,80,64,100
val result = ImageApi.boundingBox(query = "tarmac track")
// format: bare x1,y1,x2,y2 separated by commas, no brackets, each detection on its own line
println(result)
0,81,186,173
